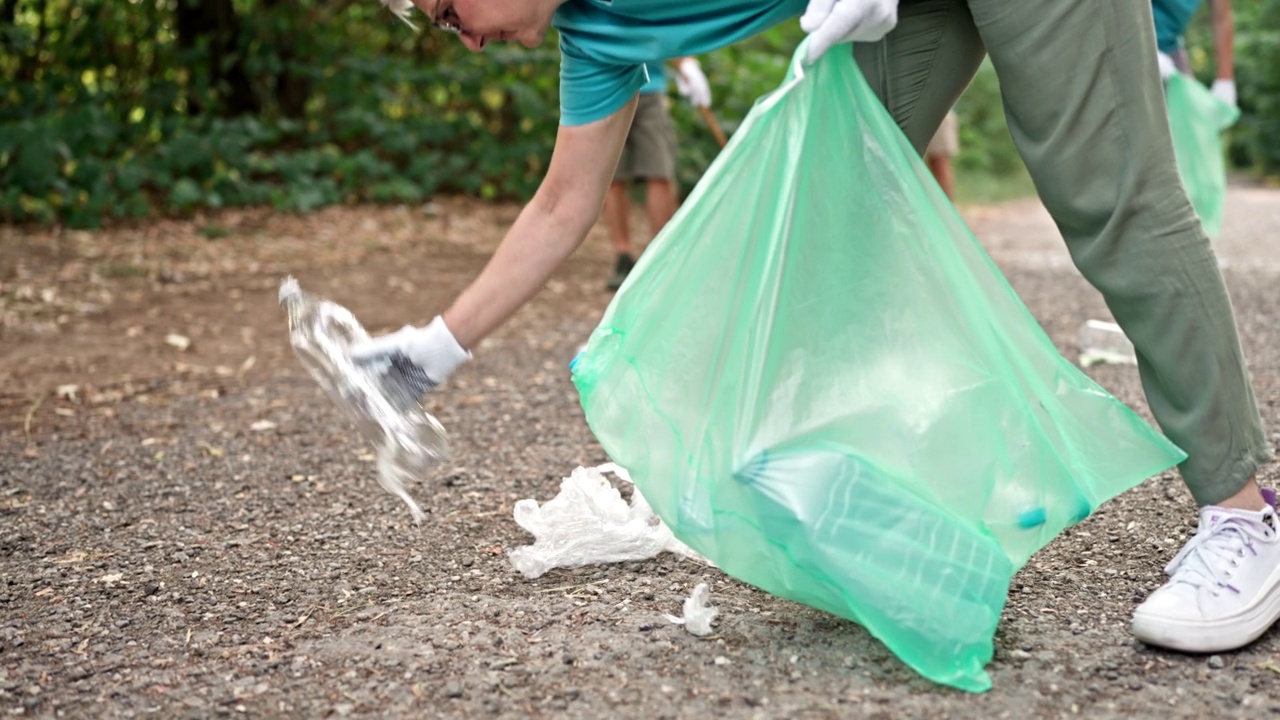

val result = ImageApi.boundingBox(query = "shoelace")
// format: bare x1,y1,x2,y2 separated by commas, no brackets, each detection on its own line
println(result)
1165,511,1276,597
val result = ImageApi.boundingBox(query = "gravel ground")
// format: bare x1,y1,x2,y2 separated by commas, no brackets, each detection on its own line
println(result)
3,185,1279,719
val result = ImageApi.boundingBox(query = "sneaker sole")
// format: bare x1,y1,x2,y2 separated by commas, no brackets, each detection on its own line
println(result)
1132,566,1280,653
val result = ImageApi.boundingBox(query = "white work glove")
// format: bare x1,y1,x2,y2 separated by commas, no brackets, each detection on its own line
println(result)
1210,78,1237,107
801,0,897,64
1156,51,1177,80
350,315,471,394
674,57,712,108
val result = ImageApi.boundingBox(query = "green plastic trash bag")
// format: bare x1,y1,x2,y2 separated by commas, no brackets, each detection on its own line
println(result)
571,41,1186,693
1166,72,1240,238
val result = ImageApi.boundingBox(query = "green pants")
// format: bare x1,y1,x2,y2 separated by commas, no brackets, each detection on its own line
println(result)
853,0,1269,505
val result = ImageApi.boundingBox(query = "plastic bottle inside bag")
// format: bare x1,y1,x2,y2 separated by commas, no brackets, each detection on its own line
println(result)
731,445,1013,668
279,277,447,522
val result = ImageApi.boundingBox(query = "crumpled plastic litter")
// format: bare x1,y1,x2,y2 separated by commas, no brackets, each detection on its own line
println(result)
1076,319,1137,367
664,582,718,637
279,277,448,522
508,463,709,579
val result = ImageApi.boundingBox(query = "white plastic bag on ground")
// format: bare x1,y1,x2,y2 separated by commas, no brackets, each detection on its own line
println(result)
665,582,719,637
508,463,708,579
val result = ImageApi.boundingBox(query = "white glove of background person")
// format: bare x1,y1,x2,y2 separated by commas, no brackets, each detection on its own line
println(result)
801,0,897,64
350,315,471,392
674,58,712,108
1210,78,1237,107
1156,52,1177,80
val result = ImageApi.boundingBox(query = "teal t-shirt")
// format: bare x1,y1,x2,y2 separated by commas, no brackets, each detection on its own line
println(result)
553,0,807,125
1152,0,1203,53
640,63,667,95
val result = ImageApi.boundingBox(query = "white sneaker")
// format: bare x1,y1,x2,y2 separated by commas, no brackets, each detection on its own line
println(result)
1132,489,1280,652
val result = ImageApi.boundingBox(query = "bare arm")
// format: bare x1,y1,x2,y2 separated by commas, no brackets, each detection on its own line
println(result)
441,96,638,348
1211,0,1234,81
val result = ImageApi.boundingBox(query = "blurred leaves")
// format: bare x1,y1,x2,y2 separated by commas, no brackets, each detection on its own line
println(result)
0,0,564,226
3,0,1275,228
1186,0,1280,175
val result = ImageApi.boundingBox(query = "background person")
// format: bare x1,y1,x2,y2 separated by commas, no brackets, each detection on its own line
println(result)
603,57,710,291
1153,0,1235,106
925,109,958,201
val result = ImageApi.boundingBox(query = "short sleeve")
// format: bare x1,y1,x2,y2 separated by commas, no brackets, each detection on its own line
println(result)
559,33,648,126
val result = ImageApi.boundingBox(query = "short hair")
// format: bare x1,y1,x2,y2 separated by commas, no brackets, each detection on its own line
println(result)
381,0,419,29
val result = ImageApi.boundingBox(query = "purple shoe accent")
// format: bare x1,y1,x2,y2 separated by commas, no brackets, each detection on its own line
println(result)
1262,488,1277,509
1226,583,1241,594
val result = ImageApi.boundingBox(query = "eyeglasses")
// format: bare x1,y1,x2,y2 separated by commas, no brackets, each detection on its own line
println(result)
431,0,463,34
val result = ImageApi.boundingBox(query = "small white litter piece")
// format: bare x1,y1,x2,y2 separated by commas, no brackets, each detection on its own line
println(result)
665,582,718,637
508,463,709,579
1077,319,1137,367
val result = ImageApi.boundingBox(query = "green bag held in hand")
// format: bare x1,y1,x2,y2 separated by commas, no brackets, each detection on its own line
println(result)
571,42,1186,692
1166,73,1240,238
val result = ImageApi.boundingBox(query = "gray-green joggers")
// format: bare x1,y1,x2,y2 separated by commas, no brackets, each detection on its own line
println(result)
853,0,1270,505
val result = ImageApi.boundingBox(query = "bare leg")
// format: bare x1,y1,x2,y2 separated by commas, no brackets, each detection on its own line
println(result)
643,178,677,241
927,155,956,200
604,181,633,257
1216,476,1266,511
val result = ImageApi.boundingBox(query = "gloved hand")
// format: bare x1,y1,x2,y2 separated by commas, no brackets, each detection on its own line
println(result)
1210,78,1237,107
350,315,471,395
801,0,897,64
1156,51,1177,80
674,57,712,108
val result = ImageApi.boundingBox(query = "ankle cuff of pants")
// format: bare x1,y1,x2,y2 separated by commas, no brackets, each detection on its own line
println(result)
1187,445,1274,506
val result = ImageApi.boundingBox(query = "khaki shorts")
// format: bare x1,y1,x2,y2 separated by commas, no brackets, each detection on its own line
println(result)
614,93,677,182
925,110,959,159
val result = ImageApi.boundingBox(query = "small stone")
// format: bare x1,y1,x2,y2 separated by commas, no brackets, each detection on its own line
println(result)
444,683,463,698
1208,655,1226,669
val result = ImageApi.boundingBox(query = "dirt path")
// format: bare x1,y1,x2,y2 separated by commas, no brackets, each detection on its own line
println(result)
2,186,1279,718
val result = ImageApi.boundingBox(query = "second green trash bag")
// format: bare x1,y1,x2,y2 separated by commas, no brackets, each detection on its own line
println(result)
1166,72,1240,238
571,42,1186,692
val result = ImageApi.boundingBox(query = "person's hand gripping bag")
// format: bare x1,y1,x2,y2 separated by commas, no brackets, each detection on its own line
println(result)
1165,73,1240,238
571,41,1185,692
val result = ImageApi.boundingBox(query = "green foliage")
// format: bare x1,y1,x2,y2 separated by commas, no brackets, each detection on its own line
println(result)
1185,0,1280,175
952,62,1025,180
7,0,1271,226
0,0,563,226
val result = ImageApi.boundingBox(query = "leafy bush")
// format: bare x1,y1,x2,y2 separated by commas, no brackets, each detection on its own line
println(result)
7,0,1269,228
